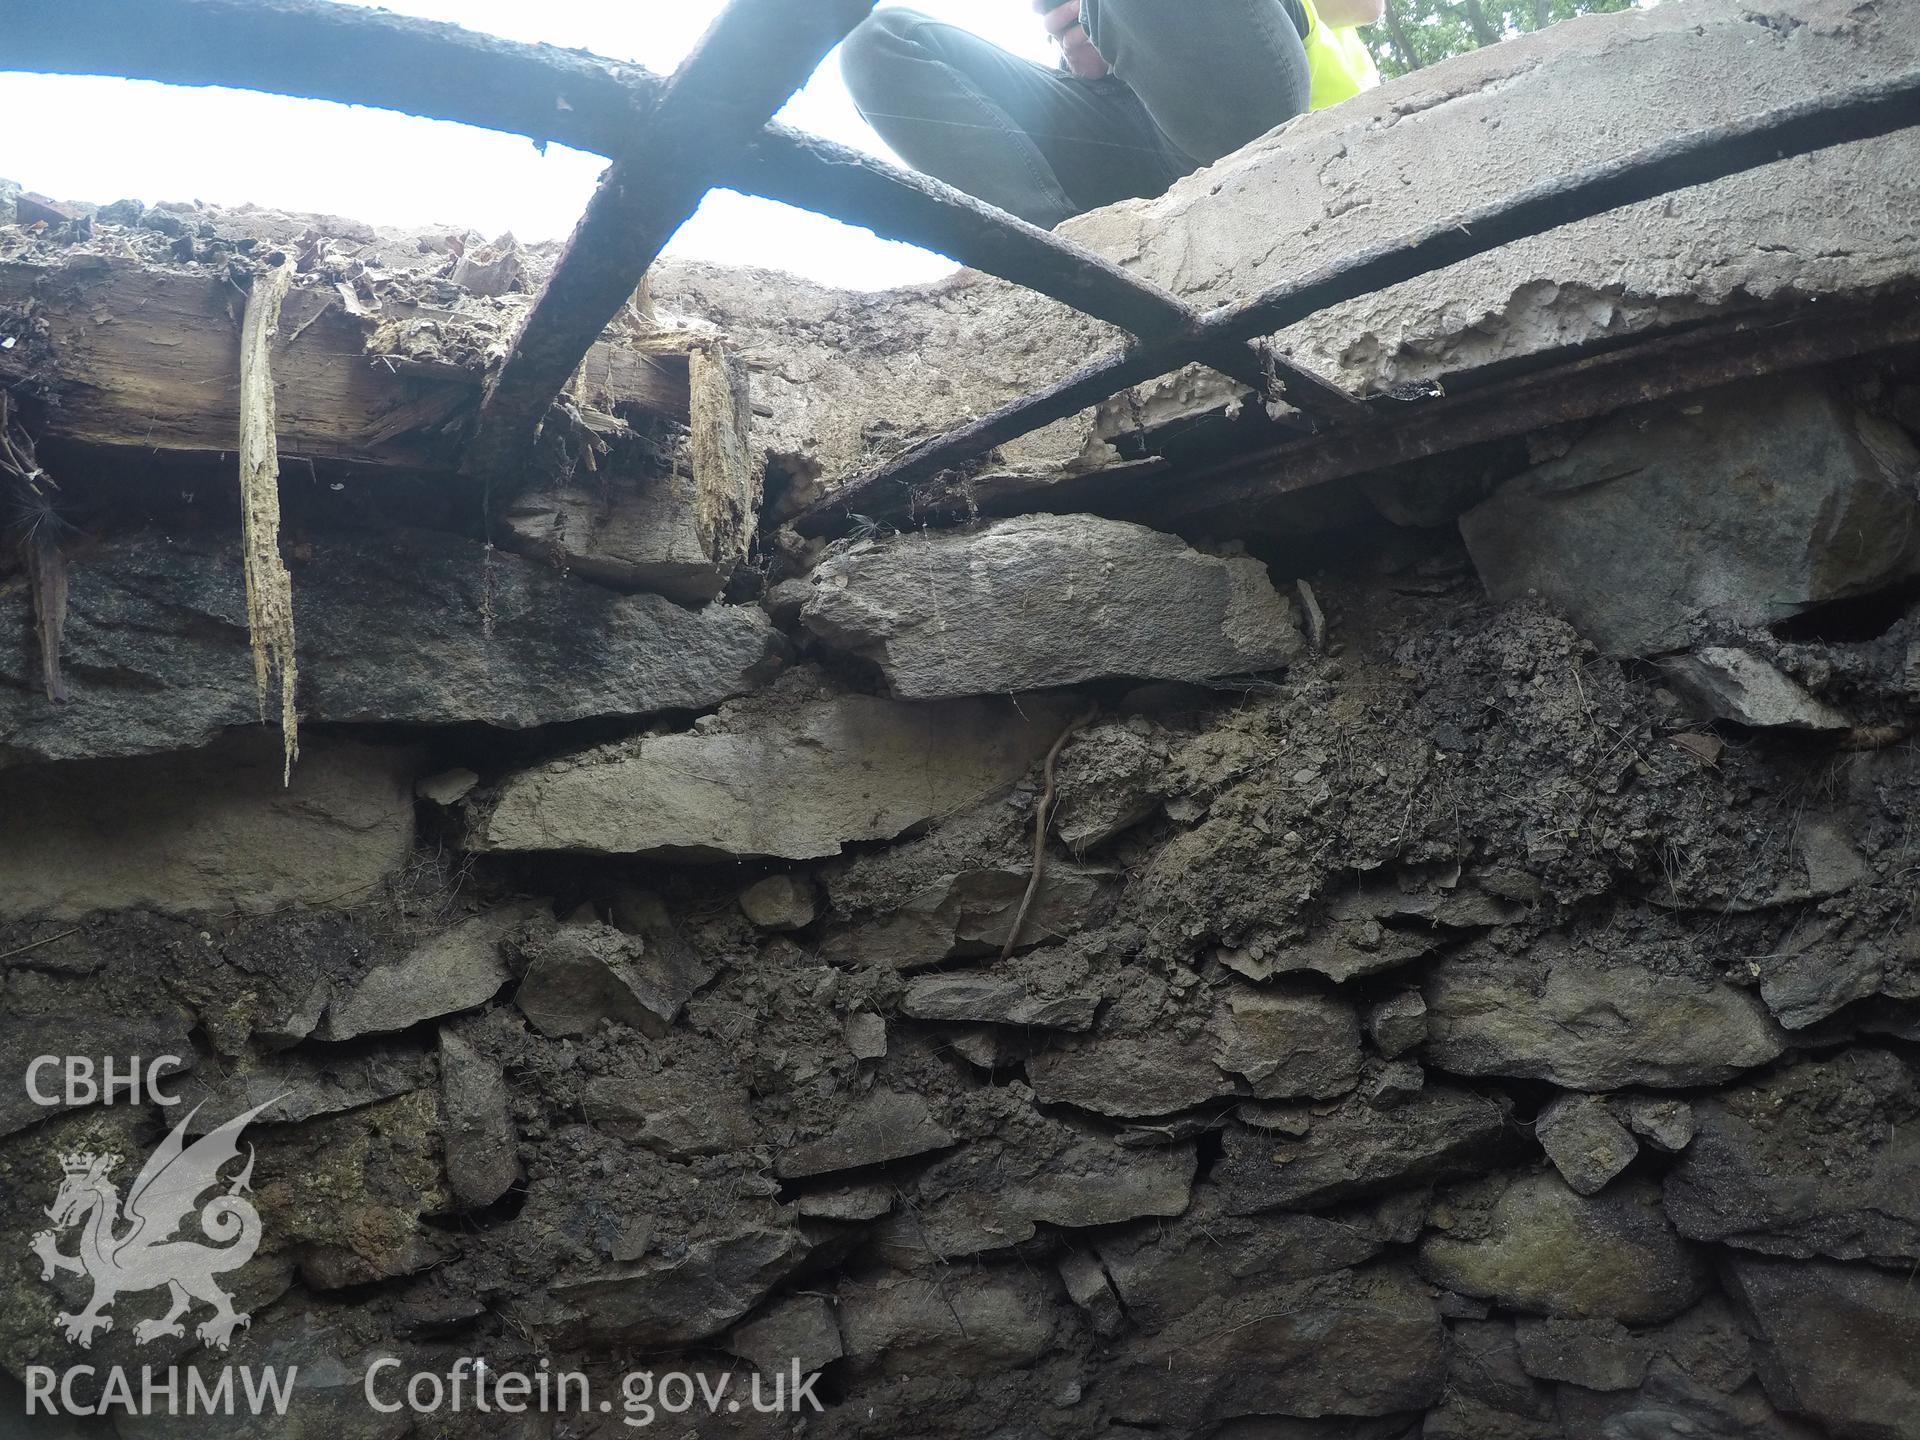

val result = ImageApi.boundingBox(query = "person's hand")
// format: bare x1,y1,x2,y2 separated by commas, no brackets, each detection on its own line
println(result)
1034,0,1110,77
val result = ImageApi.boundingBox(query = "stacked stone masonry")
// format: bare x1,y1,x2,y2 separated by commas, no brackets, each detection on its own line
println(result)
4,3,1920,1437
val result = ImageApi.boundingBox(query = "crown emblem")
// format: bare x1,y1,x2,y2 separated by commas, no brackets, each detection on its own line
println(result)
57,1151,116,1176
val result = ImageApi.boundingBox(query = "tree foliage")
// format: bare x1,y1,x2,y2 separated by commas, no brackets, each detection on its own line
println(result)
1362,0,1644,79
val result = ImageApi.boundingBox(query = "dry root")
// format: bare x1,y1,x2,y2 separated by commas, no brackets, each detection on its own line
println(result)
237,260,301,782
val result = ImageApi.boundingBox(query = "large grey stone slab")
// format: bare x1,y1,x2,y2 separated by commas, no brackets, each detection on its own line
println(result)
1423,940,1785,1090
801,515,1301,698
1724,1255,1920,1440
882,1115,1195,1257
550,1223,811,1347
0,732,414,921
1094,1187,1384,1333
1418,1174,1709,1325
1100,1265,1445,1425
1663,1049,1920,1264
775,1091,955,1180
1026,1029,1237,1119
1461,379,1920,657
0,528,784,767
1217,1085,1522,1213
469,691,1072,859
1215,983,1363,1101
322,904,539,1042
837,1267,1060,1378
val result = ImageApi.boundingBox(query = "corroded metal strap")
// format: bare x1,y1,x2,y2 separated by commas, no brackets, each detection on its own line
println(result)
0,0,1352,415
792,71,1920,535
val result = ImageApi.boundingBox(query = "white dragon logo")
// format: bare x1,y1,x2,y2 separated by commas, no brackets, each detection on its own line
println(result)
29,1098,278,1351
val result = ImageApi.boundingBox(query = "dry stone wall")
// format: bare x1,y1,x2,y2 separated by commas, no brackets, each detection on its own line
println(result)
3,364,1920,1439
3,0,1920,1428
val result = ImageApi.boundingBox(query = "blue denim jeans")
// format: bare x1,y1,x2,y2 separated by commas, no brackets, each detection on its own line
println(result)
840,2,1313,228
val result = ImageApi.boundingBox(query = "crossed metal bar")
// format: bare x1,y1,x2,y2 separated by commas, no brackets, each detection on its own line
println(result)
795,68,1920,534
465,0,877,491
3,1,1917,528
0,0,1350,481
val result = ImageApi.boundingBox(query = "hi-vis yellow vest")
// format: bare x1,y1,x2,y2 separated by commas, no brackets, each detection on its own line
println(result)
1300,0,1381,110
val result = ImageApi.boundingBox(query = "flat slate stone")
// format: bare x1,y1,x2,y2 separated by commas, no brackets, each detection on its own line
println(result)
178,1047,428,1134
1462,379,1920,658
1423,940,1785,1090
899,975,1099,1032
0,528,786,767
0,733,415,922
775,1091,955,1180
837,1267,1060,1379
889,1119,1196,1257
802,515,1302,699
1094,1187,1384,1333
550,1224,811,1347
1418,1174,1709,1325
1215,983,1363,1101
1662,1049,1920,1264
471,692,1073,860
1026,1030,1237,1120
323,903,540,1042
1217,1085,1522,1213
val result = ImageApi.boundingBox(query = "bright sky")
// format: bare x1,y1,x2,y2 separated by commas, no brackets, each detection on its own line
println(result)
0,2,1059,290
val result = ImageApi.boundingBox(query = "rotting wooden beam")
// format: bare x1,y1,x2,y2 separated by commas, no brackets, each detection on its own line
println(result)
0,0,1352,414
0,256,689,467
236,260,299,782
0,2,1177,341
464,0,876,494
959,290,1920,533
1142,292,1920,532
793,69,1920,536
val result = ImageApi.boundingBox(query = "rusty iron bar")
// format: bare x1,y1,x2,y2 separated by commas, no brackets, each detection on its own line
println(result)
729,127,1357,417
0,0,1357,419
1138,291,1920,531
793,69,1920,536
465,0,876,487
739,126,1192,338
944,289,1920,533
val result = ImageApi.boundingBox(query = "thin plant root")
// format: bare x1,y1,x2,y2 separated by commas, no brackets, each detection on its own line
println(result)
1002,704,1100,961
1,391,69,702
25,525,69,703
238,259,301,783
